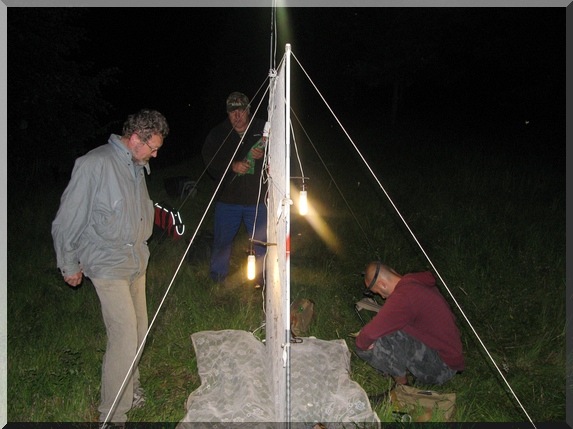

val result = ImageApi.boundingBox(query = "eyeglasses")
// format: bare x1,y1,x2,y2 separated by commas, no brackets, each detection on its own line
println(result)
143,140,160,153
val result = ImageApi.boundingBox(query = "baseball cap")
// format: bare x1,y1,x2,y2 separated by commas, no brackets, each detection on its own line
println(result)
226,92,250,112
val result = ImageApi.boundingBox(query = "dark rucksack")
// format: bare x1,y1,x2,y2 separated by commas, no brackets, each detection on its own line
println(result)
186,230,213,264
164,176,197,199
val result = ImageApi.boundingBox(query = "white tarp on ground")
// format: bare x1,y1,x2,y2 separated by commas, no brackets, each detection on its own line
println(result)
177,329,381,428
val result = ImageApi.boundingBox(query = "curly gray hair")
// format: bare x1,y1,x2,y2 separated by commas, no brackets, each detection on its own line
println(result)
122,109,169,142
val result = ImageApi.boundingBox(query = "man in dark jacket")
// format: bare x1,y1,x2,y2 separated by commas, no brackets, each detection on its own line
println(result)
201,92,268,286
355,262,465,386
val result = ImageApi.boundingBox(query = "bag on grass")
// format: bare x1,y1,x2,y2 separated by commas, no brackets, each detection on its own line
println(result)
186,230,213,264
390,384,456,422
153,201,185,240
290,298,315,337
164,176,197,199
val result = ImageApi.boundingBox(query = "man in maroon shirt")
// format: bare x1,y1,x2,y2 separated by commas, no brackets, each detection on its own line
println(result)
355,261,465,386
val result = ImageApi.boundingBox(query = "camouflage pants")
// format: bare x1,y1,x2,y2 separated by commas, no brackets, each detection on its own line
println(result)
355,330,456,386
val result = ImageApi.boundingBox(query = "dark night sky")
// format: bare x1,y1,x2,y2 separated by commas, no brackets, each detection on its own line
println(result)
69,6,565,164
5,5,567,170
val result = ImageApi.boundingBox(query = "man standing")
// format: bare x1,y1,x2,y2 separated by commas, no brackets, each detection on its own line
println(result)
52,109,169,425
202,92,268,287
355,262,465,386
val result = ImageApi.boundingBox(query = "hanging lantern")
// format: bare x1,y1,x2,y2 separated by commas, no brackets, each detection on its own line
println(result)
247,252,256,280
299,184,308,216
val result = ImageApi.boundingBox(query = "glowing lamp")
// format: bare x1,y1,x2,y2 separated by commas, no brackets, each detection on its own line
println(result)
247,254,256,280
299,190,308,216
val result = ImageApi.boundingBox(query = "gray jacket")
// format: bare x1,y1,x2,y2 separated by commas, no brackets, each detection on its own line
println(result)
52,134,155,281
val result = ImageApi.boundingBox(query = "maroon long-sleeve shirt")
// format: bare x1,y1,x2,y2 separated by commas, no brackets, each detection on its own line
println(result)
355,272,465,371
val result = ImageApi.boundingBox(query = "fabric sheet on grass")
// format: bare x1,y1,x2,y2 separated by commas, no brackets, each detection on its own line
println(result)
177,329,381,428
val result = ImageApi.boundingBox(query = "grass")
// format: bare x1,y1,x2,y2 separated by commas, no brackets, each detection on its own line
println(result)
6,115,566,424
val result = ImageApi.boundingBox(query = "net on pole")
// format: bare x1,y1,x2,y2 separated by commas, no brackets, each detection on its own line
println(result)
178,46,380,428
265,46,290,423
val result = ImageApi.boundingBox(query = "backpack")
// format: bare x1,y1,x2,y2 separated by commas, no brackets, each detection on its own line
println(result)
186,230,213,264
390,384,456,422
290,298,315,337
153,201,185,241
164,176,197,199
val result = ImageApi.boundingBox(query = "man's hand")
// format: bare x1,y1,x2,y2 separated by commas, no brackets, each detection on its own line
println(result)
232,160,251,174
64,271,83,287
250,147,264,160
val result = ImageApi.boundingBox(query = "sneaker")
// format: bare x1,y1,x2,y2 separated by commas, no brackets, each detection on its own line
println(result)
132,386,146,410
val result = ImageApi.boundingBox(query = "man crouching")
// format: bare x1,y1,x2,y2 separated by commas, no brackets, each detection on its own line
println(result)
355,262,465,386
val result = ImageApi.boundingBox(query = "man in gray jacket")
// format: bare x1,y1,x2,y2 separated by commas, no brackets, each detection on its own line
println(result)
52,109,169,426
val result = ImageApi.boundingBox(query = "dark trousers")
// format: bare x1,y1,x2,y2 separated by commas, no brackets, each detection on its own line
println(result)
210,202,267,283
356,330,456,386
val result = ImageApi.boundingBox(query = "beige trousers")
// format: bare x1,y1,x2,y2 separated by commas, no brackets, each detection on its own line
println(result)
92,275,148,423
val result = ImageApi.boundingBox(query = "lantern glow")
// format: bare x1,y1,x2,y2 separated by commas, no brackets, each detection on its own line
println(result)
247,254,256,280
299,190,308,215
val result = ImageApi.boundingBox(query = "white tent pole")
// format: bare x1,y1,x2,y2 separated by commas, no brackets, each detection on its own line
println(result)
284,42,292,428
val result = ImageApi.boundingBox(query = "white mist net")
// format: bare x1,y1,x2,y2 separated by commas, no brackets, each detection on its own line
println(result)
177,330,380,428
